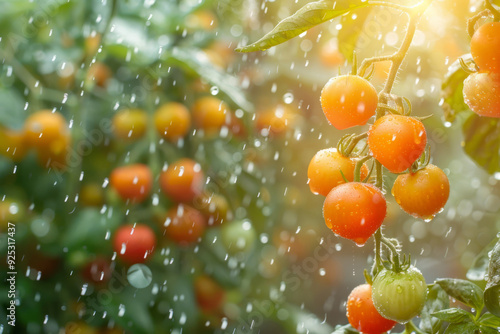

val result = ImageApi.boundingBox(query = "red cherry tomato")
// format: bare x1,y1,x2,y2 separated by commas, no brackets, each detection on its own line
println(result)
163,204,206,245
347,284,397,334
194,275,225,312
110,164,153,203
368,114,427,173
113,224,156,264
159,158,205,203
323,182,386,245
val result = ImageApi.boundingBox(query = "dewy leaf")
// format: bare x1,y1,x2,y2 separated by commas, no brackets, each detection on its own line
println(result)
479,325,500,334
478,313,500,329
436,278,484,311
484,239,500,317
236,0,368,52
420,284,450,333
462,113,500,174
431,308,473,324
441,54,472,123
443,321,479,334
337,6,372,63
467,238,499,282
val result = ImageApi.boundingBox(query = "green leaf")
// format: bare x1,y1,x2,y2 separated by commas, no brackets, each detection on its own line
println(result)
166,46,253,112
443,321,478,334
420,284,450,333
485,239,500,317
478,313,500,329
467,238,500,282
436,278,484,310
273,303,336,334
337,7,372,62
432,308,474,323
441,54,472,123
480,325,500,334
236,0,368,53
462,113,500,174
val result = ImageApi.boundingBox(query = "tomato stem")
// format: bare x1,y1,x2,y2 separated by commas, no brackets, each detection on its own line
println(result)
485,0,500,21
354,155,372,182
404,320,426,334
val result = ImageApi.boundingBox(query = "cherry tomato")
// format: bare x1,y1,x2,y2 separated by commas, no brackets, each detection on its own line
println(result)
368,114,427,173
87,62,111,88
84,33,101,57
154,102,191,141
110,164,152,203
0,128,28,162
320,75,378,130
191,96,229,134
79,182,105,207
163,204,206,245
319,40,344,67
112,108,148,140
113,224,156,264
307,148,369,196
159,158,205,203
194,193,231,226
372,266,427,323
323,182,386,245
255,105,295,137
392,164,449,220
221,219,257,254
347,284,397,334
82,257,113,284
470,22,500,73
24,110,70,150
463,71,500,118
194,275,225,312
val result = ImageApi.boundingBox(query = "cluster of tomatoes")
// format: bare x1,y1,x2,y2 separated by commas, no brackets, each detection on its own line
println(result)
463,21,500,118
307,72,451,332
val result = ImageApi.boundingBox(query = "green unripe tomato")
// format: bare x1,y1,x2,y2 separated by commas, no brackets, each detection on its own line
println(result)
221,220,257,255
372,266,427,323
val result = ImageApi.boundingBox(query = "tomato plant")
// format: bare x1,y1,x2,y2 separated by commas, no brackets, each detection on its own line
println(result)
113,224,156,264
346,284,397,334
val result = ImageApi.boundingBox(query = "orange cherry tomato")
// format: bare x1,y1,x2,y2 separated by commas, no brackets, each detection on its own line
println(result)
320,75,378,130
159,158,205,203
470,22,500,73
392,164,449,220
163,204,206,245
191,96,229,134
110,164,152,203
194,275,225,312
307,148,369,196
347,284,397,334
323,182,386,245
113,224,156,264
463,71,500,118
24,110,70,150
255,105,295,137
112,108,148,141
154,102,191,141
0,128,28,162
368,114,427,173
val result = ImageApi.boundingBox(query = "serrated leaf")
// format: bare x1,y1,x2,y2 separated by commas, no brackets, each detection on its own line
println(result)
485,239,500,317
443,321,478,334
166,46,253,112
337,7,372,63
441,54,472,123
462,113,500,174
478,313,500,329
467,238,499,282
432,308,474,324
420,284,450,333
436,278,484,310
236,0,368,52
274,303,336,334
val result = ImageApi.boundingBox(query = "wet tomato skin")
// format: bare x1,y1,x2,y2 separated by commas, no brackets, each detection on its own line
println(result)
392,164,450,220
113,224,156,264
470,22,500,73
163,204,207,245
368,114,427,173
320,75,378,130
194,275,226,312
159,158,205,203
307,148,369,196
110,164,153,203
371,266,427,323
323,182,386,245
463,71,500,118
347,284,397,334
